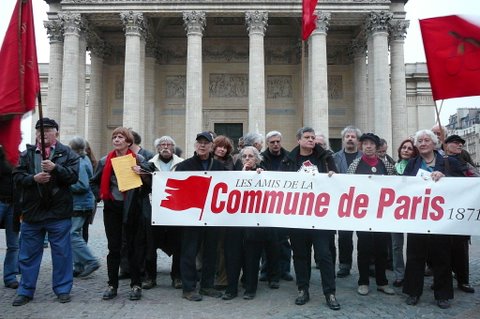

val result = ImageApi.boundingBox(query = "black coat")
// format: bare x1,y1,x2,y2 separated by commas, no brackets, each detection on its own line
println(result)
404,150,467,177
175,152,226,172
280,144,338,173
13,142,79,223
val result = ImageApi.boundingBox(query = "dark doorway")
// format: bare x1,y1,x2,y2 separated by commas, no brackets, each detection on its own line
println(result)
214,123,243,151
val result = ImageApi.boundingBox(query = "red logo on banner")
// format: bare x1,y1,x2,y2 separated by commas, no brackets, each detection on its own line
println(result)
160,175,212,220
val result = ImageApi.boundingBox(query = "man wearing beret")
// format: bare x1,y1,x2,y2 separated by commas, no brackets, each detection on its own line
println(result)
12,117,79,306
175,131,226,301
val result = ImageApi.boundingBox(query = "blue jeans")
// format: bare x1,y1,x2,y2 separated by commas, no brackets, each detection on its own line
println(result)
18,218,73,298
0,201,19,286
71,216,97,273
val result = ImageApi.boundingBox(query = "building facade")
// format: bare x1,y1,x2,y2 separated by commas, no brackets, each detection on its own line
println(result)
40,0,435,157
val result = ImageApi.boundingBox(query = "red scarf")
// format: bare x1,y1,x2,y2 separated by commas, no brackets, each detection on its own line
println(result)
361,154,379,167
100,149,136,200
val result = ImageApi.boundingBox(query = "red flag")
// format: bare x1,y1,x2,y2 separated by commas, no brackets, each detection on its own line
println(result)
160,176,212,220
0,0,39,166
420,15,480,101
302,0,318,41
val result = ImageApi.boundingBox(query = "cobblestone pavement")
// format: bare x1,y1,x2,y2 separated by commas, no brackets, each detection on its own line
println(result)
1,206,479,319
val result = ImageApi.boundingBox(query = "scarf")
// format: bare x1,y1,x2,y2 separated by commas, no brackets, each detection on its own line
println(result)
100,149,136,200
361,154,378,167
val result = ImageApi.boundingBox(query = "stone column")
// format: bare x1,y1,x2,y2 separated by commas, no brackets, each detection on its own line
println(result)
144,38,157,151
390,19,409,154
308,12,330,139
351,39,368,133
120,11,146,132
183,11,206,156
77,34,87,137
59,13,84,142
87,37,108,158
246,11,268,138
44,19,63,121
366,11,393,146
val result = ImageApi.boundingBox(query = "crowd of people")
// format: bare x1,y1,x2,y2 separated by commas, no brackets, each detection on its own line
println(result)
0,117,477,311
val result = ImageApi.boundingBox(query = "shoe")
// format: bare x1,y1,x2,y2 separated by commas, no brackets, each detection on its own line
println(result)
222,292,237,300
199,287,222,298
325,294,341,311
357,285,369,296
281,272,293,281
172,278,182,289
243,292,256,300
5,281,19,289
102,286,117,300
214,284,227,291
129,285,142,301
458,283,475,293
259,273,267,282
58,293,71,303
73,270,82,278
393,279,404,287
437,299,450,309
269,281,280,289
78,263,100,278
118,272,130,280
142,279,157,290
12,295,32,306
406,295,419,306
295,289,310,305
424,266,433,277
377,285,395,295
336,268,350,278
183,291,202,301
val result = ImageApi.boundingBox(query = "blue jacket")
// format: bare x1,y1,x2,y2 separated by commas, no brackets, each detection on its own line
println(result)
71,155,95,212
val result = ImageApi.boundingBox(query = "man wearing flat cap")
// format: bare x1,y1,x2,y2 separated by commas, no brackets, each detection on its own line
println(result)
12,117,79,306
175,131,226,301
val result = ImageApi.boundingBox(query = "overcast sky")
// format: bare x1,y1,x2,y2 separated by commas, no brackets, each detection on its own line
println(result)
1,0,480,146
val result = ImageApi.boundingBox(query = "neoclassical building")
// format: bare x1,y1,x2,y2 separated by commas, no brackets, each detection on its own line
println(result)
41,0,435,157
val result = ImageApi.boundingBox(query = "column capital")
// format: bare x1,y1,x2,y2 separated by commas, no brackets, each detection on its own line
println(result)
349,38,367,57
245,11,268,36
313,11,330,34
366,11,393,35
183,11,206,36
120,11,146,37
44,19,64,43
389,19,410,41
59,12,86,36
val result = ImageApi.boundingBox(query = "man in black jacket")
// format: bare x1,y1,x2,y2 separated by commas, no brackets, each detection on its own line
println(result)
280,127,340,311
12,118,79,306
176,131,225,301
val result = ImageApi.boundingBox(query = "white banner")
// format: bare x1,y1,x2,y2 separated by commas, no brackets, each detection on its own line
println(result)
151,171,480,236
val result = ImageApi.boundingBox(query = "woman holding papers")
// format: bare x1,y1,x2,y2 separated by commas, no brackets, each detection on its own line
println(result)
90,127,149,302
402,129,467,309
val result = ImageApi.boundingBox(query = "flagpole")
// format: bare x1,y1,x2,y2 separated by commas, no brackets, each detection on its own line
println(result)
300,40,305,126
37,92,47,160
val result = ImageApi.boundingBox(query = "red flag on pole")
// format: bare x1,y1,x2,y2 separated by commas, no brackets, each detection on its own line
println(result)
302,0,318,41
0,0,40,165
420,15,480,101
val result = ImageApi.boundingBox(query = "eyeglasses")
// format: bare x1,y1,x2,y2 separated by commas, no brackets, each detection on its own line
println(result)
158,143,173,148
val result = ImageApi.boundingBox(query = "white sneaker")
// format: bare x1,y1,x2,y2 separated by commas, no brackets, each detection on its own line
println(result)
357,285,369,295
377,285,395,295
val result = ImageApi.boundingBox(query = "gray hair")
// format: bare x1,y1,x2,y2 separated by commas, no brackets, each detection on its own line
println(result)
296,127,315,140
341,125,362,139
240,146,263,165
413,129,438,147
69,136,86,156
243,132,264,147
154,136,176,148
266,130,282,142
